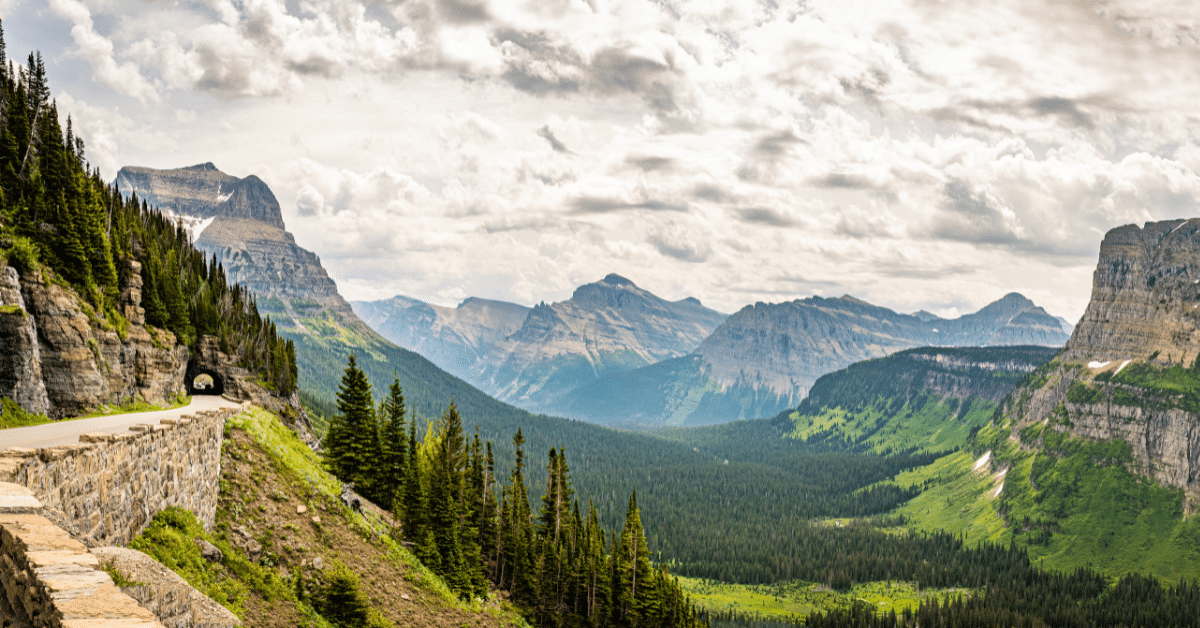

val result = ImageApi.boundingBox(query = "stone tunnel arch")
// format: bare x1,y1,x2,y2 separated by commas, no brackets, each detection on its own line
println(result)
185,360,226,396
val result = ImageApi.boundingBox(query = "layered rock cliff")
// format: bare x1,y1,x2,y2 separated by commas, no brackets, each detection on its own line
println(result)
115,164,354,326
0,261,187,419
1003,218,1200,499
351,295,530,383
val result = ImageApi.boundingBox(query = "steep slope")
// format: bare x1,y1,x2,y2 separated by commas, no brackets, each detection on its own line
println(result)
113,164,538,427
558,293,1068,426
783,346,1059,454
473,274,726,413
901,218,1200,581
350,295,529,383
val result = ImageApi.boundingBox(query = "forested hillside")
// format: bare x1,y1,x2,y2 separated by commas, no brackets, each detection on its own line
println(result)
0,33,296,403
322,356,705,627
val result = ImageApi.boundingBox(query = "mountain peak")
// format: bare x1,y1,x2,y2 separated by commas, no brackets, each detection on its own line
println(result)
185,162,218,171
601,273,635,287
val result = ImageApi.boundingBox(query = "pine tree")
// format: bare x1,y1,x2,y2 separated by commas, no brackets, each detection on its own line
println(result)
403,419,439,569
375,376,407,508
319,563,372,628
614,490,655,628
327,355,381,496
428,400,476,597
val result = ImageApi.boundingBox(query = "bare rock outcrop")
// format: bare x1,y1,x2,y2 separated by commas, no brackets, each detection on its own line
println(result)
0,267,49,415
0,265,187,419
1004,218,1200,498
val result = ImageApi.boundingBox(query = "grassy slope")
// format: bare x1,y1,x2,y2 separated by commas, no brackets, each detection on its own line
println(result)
894,359,1200,582
677,577,969,623
130,405,527,627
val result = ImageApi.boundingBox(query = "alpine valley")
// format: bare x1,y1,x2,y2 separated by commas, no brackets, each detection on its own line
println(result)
5,29,1200,628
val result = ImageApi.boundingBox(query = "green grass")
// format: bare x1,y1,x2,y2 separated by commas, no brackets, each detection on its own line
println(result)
129,506,302,620
788,394,996,454
891,450,1011,547
996,429,1200,581
0,397,52,429
677,576,969,622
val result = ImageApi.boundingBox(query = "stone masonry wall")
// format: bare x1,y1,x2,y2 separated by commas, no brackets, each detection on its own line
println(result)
0,482,163,628
0,406,240,548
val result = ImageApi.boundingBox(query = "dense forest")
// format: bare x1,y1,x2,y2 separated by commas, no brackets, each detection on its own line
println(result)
323,355,705,627
806,570,1200,628
0,28,296,396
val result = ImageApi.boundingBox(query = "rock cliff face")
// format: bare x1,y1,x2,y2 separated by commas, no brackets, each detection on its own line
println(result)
116,163,285,230
351,295,530,383
473,274,726,413
0,263,187,420
1004,218,1200,498
116,163,354,326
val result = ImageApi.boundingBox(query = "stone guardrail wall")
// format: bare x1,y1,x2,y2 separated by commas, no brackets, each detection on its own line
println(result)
0,481,164,627
0,405,241,548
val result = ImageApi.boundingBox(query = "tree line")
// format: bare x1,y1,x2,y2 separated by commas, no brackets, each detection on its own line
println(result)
0,28,296,397
323,355,705,628
806,571,1200,628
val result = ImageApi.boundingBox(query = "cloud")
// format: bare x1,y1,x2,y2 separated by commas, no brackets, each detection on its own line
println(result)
47,0,160,104
736,207,800,228
571,197,688,214
537,125,572,153
927,178,1026,246
648,222,711,263
626,156,674,171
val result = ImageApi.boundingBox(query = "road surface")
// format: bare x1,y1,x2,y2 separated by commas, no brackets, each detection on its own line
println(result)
0,395,242,451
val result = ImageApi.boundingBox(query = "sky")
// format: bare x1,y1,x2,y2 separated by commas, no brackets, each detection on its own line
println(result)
8,0,1200,322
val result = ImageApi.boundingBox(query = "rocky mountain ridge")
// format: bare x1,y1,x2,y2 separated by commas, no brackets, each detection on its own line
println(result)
350,295,530,384
476,273,727,412
1001,218,1200,500
553,291,1069,427
697,291,1068,399
116,164,355,325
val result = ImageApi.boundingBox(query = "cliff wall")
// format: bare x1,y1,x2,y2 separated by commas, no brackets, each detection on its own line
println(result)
0,264,187,420
0,406,236,548
1004,218,1200,498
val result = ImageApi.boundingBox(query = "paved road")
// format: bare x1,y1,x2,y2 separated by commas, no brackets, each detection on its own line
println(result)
0,395,242,451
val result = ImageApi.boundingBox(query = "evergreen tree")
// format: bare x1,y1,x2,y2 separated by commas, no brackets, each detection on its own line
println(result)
403,419,439,569
326,355,381,495
375,376,408,508
319,563,372,628
614,490,655,628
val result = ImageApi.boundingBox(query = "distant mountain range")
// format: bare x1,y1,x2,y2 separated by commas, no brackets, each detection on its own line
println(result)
356,283,1071,427
113,163,539,429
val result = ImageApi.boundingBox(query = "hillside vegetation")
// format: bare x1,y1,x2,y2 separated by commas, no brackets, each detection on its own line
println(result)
0,37,297,400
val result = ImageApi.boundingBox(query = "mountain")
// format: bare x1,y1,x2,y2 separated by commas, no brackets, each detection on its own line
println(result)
783,345,1060,454
350,295,529,384
558,292,1070,426
892,218,1200,581
358,274,726,415
113,164,537,427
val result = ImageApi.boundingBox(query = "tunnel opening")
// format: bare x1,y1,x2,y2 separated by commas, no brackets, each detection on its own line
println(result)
187,367,225,396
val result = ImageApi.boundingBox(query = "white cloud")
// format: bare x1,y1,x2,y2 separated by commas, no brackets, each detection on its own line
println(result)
46,0,159,104
21,0,1200,324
